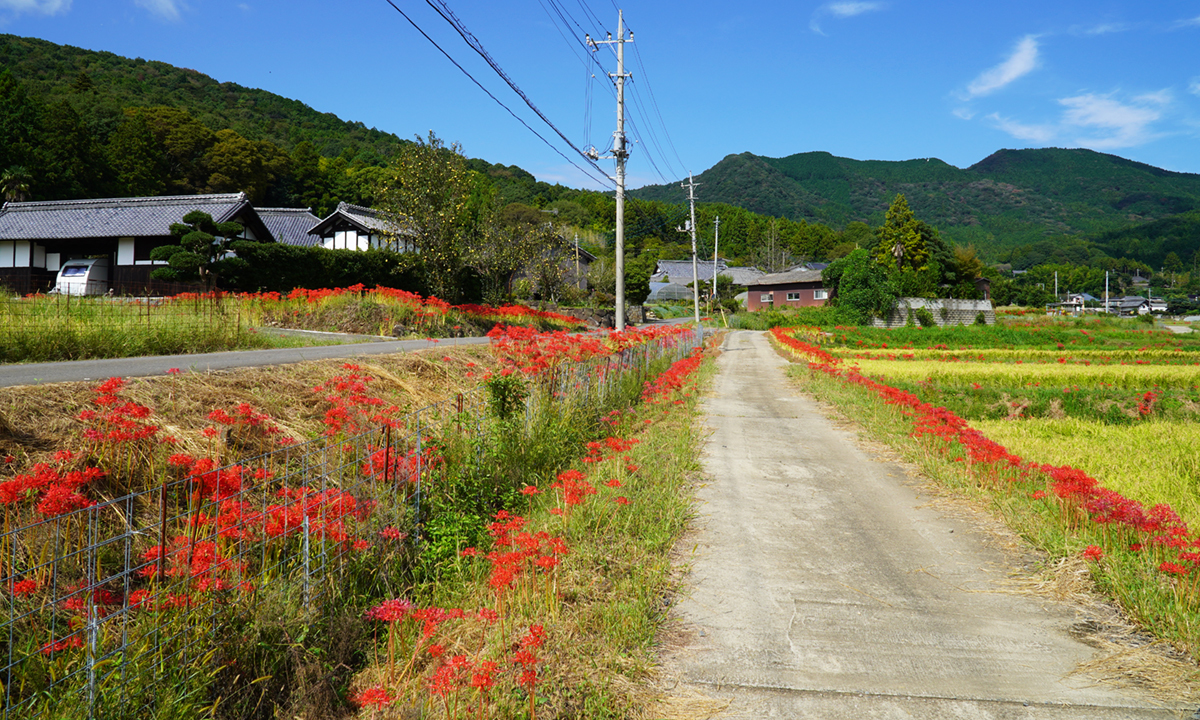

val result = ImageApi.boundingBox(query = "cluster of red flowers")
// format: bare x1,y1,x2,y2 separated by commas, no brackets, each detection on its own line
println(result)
486,323,695,377
313,363,399,435
236,284,586,331
641,347,703,404
358,593,544,720
771,326,1200,584
0,460,104,518
78,377,161,455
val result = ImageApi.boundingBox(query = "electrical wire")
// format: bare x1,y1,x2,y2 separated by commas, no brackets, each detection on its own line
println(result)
629,40,688,175
424,0,610,180
381,0,613,188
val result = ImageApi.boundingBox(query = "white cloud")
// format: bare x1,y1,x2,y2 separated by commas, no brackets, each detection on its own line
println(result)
986,113,1056,143
0,0,70,15
134,0,183,21
1173,15,1200,29
809,1,885,34
952,107,976,121
827,2,884,18
1070,22,1129,36
1058,93,1165,149
1190,79,1200,97
964,35,1040,99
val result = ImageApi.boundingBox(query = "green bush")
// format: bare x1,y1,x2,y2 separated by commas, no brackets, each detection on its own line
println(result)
915,307,937,327
221,242,425,294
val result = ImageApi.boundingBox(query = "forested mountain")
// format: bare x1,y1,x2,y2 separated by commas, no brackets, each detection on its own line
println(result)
0,34,586,218
633,149,1200,258
0,33,403,160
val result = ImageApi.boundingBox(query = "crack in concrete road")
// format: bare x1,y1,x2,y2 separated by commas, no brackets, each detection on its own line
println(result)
657,330,1186,719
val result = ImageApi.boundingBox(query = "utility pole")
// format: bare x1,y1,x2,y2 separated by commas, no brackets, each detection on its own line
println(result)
586,12,632,331
711,216,720,312
680,174,700,325
574,233,581,290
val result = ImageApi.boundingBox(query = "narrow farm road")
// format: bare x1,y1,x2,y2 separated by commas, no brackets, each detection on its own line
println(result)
659,330,1185,719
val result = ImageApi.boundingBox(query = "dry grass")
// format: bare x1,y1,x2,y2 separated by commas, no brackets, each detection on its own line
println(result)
0,346,499,468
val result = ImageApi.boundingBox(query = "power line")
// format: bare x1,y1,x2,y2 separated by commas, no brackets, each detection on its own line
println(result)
423,0,611,181
381,0,612,188
629,40,688,175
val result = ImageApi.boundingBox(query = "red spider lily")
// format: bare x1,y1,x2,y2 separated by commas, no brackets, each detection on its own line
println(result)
351,684,395,710
1083,545,1104,561
379,526,406,541
41,634,84,655
614,496,631,506
10,578,37,597
366,598,415,623
1160,561,1189,576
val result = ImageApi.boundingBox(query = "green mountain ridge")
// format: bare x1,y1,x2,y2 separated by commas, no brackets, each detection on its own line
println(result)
633,149,1200,262
0,33,403,160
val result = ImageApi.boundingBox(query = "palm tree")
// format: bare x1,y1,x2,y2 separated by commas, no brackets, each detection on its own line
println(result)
1,166,32,203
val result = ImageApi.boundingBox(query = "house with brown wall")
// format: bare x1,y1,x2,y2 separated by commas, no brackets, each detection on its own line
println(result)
745,269,829,311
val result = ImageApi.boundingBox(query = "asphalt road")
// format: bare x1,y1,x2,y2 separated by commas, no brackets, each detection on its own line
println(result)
660,330,1185,719
0,335,492,388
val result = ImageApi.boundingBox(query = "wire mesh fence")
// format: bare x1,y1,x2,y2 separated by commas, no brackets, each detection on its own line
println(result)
0,329,700,719
0,293,248,363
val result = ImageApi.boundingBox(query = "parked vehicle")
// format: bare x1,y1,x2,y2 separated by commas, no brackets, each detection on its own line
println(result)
53,258,109,296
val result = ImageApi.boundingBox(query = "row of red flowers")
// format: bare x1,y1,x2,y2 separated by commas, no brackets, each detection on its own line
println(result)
770,326,1200,586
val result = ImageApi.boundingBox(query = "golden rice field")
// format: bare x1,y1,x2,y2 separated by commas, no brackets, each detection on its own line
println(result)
975,417,1200,526
845,358,1200,389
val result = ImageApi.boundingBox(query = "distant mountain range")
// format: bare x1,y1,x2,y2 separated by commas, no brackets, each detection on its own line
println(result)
5,32,1200,269
632,149,1200,258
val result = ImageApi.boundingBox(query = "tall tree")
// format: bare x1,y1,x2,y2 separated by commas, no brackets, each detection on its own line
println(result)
375,132,482,301
106,112,165,196
874,194,928,272
39,100,105,198
0,71,43,183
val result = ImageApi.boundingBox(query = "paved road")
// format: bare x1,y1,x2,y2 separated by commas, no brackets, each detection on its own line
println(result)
0,335,491,388
660,330,1184,719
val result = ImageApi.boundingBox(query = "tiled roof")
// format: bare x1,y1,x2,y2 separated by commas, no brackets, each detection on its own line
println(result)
257,207,321,247
308,202,410,237
746,269,825,287
652,259,763,286
722,266,766,285
0,193,252,240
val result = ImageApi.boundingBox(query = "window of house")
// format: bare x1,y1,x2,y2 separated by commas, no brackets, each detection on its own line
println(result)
814,289,829,300
760,293,773,303
786,292,801,301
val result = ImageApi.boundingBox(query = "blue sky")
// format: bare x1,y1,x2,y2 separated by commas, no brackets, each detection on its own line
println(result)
3,0,1200,191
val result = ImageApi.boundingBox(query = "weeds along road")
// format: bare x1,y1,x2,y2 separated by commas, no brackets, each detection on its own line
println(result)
0,335,491,388
660,330,1184,719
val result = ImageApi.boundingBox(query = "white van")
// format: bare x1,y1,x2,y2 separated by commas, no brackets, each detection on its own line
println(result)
54,258,110,296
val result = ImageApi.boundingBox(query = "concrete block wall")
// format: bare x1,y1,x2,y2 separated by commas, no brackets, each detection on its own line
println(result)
870,298,995,329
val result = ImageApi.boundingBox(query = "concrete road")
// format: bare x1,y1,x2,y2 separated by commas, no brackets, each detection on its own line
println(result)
0,335,491,388
660,330,1186,719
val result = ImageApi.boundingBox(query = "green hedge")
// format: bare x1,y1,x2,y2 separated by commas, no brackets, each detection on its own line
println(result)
219,242,426,294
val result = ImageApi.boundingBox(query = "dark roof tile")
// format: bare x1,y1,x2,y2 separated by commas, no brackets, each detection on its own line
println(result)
0,193,252,240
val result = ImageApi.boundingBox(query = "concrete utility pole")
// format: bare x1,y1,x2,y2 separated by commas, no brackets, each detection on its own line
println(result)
711,216,720,312
586,12,632,331
681,174,700,325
